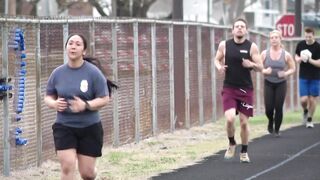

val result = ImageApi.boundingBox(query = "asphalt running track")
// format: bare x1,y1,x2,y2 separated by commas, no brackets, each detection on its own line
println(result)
152,124,320,180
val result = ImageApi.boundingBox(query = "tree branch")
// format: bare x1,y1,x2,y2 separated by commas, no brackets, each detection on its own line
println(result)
58,2,77,14
88,0,108,16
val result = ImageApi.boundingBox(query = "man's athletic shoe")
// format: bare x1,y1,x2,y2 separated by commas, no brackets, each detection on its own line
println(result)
240,153,250,163
306,121,314,128
302,111,308,124
274,131,280,137
224,145,236,159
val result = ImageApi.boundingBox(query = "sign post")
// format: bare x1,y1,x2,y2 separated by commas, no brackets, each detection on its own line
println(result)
276,14,295,38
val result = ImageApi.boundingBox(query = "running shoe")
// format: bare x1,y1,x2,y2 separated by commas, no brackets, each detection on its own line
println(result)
224,145,236,159
240,152,250,163
302,110,308,125
306,121,314,128
267,127,274,134
274,131,280,137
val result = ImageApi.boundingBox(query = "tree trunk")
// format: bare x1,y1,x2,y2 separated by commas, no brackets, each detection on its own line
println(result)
0,0,3,14
227,1,235,24
235,0,246,19
316,0,320,13
280,0,287,14
88,0,107,16
9,0,16,15
173,0,183,20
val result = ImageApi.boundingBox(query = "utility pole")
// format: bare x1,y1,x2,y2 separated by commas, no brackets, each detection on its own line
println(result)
207,0,211,23
8,0,16,16
173,0,183,20
4,0,8,15
280,0,287,14
295,0,302,37
111,0,117,17
129,0,133,17
45,0,51,16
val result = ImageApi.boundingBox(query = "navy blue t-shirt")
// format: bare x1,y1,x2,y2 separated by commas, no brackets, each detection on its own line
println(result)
46,61,108,128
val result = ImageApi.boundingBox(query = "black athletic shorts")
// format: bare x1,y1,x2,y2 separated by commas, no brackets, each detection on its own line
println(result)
52,122,104,157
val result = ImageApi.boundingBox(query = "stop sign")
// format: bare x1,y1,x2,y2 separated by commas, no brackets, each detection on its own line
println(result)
276,14,295,38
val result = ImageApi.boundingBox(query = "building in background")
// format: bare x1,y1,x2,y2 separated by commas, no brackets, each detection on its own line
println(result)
37,0,92,16
147,0,172,19
37,0,58,16
183,0,213,23
6,0,320,31
244,0,281,31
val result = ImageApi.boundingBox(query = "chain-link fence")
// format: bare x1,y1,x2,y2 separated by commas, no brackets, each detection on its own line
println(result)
0,17,302,174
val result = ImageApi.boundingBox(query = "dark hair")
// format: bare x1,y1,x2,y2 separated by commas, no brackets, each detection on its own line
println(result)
305,27,315,35
83,56,118,97
232,17,248,29
65,34,88,50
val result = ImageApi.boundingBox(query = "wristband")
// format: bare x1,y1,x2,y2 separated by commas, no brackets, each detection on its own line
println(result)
84,100,90,110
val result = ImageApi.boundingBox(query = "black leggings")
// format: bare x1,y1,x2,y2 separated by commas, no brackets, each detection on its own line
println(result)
264,80,287,132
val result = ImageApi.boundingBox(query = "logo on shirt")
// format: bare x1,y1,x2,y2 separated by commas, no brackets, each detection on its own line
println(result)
80,80,88,92
240,50,248,54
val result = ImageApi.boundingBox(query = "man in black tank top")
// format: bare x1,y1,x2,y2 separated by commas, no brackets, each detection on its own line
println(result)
214,18,263,163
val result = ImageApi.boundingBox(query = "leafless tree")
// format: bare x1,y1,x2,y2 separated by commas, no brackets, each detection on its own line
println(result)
116,0,156,17
223,0,259,24
0,0,156,17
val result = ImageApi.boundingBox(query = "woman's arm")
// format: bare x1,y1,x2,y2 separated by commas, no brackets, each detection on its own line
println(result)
85,96,110,111
285,52,296,76
44,95,68,112
260,50,272,75
68,96,110,113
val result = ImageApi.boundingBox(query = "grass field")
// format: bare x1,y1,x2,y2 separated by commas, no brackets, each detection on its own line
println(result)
2,106,320,180
97,106,320,180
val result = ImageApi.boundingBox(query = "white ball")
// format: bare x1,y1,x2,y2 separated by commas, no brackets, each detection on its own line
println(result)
300,54,309,62
301,49,312,58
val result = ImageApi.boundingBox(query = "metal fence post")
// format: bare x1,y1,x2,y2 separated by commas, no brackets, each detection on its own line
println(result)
151,22,157,135
197,26,204,125
256,34,262,114
112,22,119,147
184,25,190,129
224,29,229,40
210,28,216,122
294,40,300,110
63,23,69,64
169,24,175,132
1,22,10,177
289,41,294,111
35,21,42,167
89,19,95,55
133,21,140,143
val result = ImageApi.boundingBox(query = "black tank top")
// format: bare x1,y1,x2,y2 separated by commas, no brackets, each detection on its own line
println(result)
224,39,253,88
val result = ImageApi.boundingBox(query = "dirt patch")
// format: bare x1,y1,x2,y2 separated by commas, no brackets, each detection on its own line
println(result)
0,120,302,180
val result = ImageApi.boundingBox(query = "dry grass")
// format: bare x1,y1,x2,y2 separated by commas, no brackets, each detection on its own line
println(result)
1,109,318,180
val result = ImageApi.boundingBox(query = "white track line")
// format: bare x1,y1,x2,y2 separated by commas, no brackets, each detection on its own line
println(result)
245,140,320,180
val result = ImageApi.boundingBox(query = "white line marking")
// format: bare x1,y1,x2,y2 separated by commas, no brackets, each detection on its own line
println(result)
245,141,320,180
